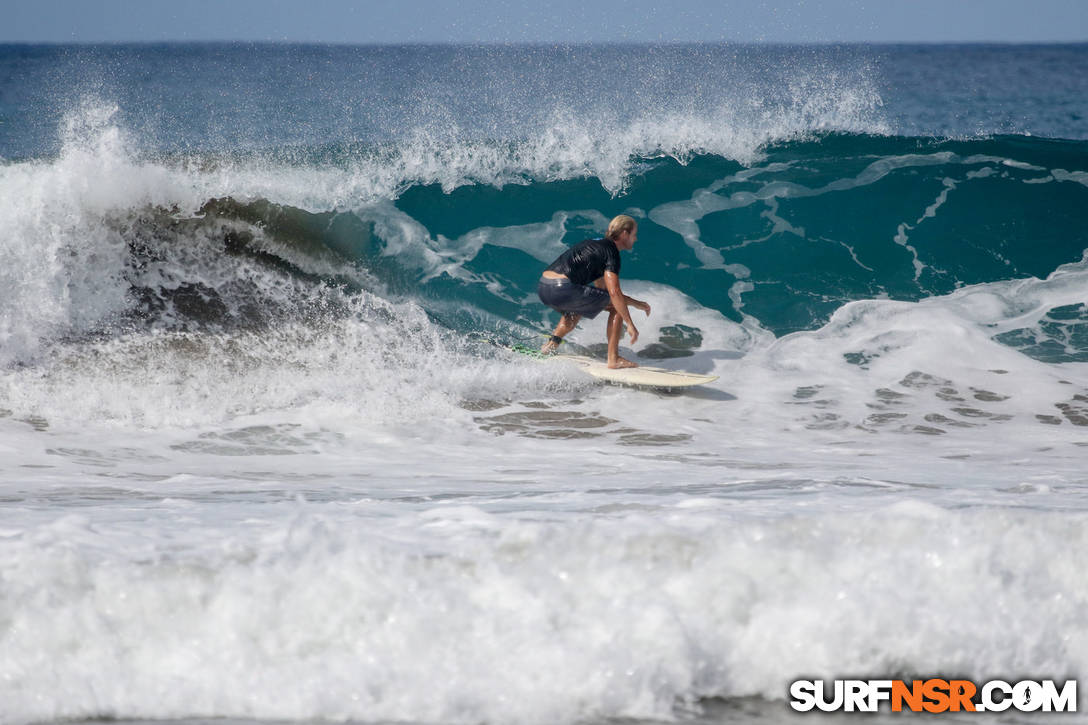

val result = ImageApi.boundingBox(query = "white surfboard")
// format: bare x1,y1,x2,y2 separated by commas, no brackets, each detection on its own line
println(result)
553,354,718,389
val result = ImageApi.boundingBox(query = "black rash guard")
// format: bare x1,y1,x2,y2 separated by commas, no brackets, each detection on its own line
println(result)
545,238,621,286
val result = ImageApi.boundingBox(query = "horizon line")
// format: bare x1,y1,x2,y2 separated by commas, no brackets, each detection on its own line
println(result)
2,38,1087,47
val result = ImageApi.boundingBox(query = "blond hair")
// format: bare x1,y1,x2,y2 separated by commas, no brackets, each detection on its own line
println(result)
606,214,637,240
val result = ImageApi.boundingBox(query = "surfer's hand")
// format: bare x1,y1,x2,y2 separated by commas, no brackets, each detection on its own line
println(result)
627,323,639,345
633,300,651,316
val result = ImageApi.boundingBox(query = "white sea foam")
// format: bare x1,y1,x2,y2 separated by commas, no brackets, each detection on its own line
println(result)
0,500,1084,725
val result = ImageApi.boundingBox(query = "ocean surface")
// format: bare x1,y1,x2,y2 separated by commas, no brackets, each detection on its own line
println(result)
2,42,1088,724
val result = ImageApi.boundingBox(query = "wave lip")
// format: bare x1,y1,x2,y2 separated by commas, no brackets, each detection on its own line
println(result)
0,87,885,365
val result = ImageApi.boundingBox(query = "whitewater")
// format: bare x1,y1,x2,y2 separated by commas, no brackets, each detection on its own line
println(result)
1,43,1088,724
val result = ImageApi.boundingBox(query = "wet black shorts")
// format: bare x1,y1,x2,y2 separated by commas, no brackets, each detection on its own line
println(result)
537,276,611,319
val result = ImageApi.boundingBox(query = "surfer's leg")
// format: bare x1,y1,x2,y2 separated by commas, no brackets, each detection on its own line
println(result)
605,309,637,369
542,312,580,353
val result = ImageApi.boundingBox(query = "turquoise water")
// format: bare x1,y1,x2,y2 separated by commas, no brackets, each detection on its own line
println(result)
3,45,1086,352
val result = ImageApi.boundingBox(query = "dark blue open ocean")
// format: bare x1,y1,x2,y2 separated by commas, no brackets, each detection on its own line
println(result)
1,43,1087,724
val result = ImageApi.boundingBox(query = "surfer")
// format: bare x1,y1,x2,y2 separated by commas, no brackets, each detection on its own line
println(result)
537,215,651,368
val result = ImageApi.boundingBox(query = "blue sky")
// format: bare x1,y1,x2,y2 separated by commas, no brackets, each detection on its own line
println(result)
4,0,1087,43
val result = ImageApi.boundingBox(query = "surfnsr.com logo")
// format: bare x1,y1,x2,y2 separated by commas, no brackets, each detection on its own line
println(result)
789,679,1077,713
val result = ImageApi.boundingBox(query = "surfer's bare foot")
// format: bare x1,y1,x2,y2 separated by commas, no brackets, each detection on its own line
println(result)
540,340,559,355
607,356,638,369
